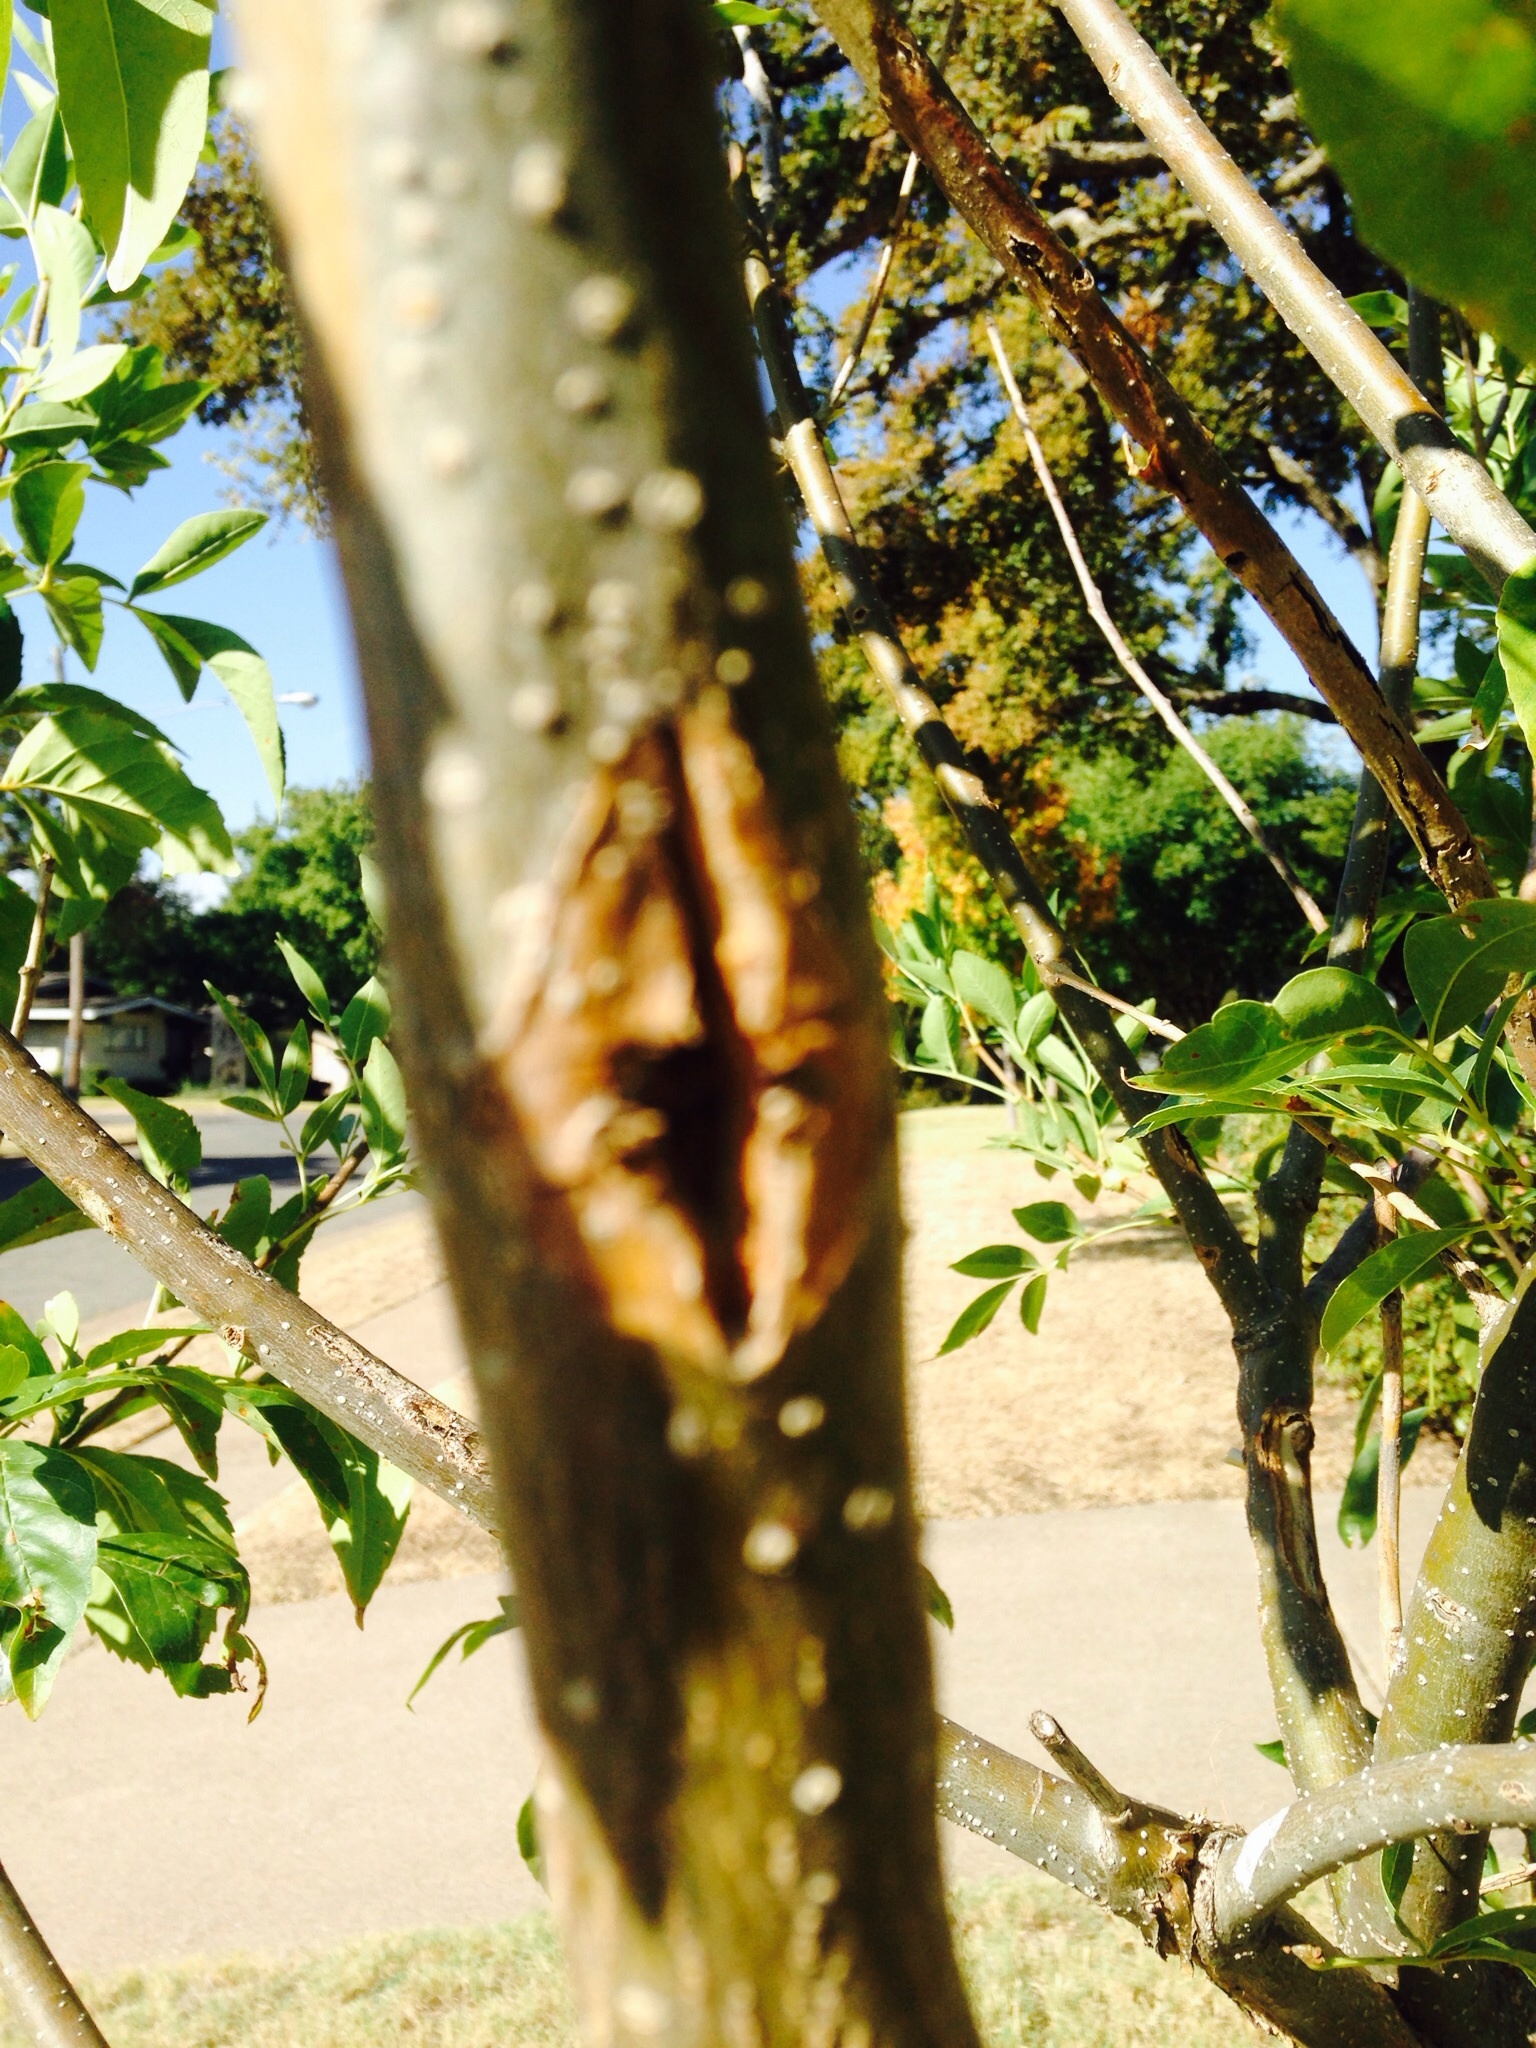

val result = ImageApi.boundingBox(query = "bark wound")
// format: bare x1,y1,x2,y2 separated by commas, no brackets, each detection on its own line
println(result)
495,688,886,1381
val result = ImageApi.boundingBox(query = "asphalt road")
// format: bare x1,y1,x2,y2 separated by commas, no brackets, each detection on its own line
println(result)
0,1105,421,1324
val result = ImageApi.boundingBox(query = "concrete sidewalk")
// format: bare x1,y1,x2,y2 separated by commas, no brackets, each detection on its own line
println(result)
0,1489,1445,1976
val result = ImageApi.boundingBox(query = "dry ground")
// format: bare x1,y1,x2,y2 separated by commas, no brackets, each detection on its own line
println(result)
73,1102,1455,1599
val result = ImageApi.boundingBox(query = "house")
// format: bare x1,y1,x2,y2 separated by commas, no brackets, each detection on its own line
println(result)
23,974,213,1094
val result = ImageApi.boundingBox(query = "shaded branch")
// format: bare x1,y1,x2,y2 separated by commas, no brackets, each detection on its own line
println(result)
1054,0,1536,597
1168,684,1337,725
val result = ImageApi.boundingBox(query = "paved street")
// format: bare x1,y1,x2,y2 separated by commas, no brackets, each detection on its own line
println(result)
0,1104,421,1323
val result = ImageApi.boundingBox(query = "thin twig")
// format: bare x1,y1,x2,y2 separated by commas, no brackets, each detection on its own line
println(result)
1482,1859,1536,1897
822,0,965,420
9,856,52,1040
1372,1193,1405,1679
1029,1709,1131,1822
1049,967,1183,1040
984,318,1329,936
1457,314,1488,466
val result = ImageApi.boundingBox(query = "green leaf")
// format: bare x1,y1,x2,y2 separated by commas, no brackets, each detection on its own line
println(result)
1345,290,1407,329
33,342,127,403
1381,1839,1415,1914
130,614,283,803
91,1529,242,1668
918,1562,953,1630
0,1347,29,1401
1146,971,1395,1098
1013,988,1056,1057
1011,1200,1081,1244
918,991,957,1071
276,937,333,1027
1497,553,1536,757
11,458,87,564
1404,899,1536,1042
298,1089,355,1161
712,0,782,20
950,1243,1037,1279
321,1431,412,1623
220,1092,277,1122
336,975,390,1067
1019,1271,1048,1334
517,1793,545,1890
1254,1737,1288,1768
938,1279,1017,1354
0,1440,96,1645
51,0,213,292
1,401,98,452
4,709,234,876
39,573,105,671
1279,0,1536,363
1338,1408,1428,1547
2,99,66,226
96,1074,200,1188
31,203,95,364
951,949,1015,1032
1319,1225,1474,1355
129,509,266,598
0,1304,54,1381
406,1593,520,1706
73,1446,234,1550
277,1017,310,1118
80,1325,201,1371
216,1175,270,1262
359,1038,406,1166
0,599,23,708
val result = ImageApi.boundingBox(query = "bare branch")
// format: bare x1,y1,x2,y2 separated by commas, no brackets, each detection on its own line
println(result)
1212,1743,1536,1942
0,1027,499,1529
0,1852,109,2048
1029,1709,1132,1822
809,0,1494,915
733,28,781,220
1054,0,1536,596
986,319,1329,935
1169,684,1337,725
10,857,52,1040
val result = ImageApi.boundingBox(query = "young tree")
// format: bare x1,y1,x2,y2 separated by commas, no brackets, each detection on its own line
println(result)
5,1,1536,2046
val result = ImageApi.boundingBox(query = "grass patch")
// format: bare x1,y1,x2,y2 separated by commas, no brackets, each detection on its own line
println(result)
0,1873,1255,2048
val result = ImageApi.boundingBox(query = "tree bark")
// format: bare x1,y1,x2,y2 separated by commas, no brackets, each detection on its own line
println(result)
234,1,977,2040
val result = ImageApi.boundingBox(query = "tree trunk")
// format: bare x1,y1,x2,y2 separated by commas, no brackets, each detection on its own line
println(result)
233,1,978,2041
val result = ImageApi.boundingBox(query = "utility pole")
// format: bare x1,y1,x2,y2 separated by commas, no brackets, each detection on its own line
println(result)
61,931,84,1098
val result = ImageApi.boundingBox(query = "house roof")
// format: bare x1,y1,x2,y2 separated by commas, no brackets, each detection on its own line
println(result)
26,995,207,1026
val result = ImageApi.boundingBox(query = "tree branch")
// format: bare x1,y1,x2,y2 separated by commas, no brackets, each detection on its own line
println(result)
1374,1277,1536,1941
1167,684,1337,725
936,1718,1421,2047
10,858,53,1042
0,1027,499,1529
808,0,1494,915
985,319,1329,935
1053,0,1536,597
1212,1743,1536,1943
0,1852,109,2048
241,0,981,2032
